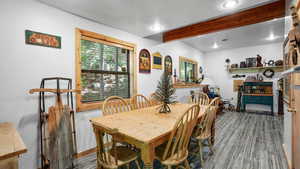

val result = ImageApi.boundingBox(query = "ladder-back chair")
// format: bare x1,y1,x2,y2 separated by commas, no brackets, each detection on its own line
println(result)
102,96,131,116
189,92,210,106
210,97,220,107
194,98,219,166
149,93,161,106
155,104,200,169
131,94,151,109
92,125,141,169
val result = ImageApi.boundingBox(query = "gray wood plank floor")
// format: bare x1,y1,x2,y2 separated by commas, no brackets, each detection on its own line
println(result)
74,111,288,169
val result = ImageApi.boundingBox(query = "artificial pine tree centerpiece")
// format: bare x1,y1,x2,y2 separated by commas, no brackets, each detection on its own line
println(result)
154,71,177,113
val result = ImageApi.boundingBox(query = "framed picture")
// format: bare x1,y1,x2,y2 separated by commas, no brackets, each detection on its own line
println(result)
164,55,173,75
139,49,151,73
25,30,61,49
152,52,163,69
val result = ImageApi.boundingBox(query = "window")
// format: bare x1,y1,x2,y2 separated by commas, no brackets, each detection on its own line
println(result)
76,28,137,112
179,56,198,83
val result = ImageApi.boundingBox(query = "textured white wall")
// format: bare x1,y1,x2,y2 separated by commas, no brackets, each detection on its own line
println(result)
203,43,283,113
283,12,293,165
0,0,204,169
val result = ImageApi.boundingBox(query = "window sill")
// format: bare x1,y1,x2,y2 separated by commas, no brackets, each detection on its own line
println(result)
173,83,208,89
76,98,132,112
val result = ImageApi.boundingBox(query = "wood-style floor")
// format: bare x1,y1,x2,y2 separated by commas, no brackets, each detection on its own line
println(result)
74,111,288,169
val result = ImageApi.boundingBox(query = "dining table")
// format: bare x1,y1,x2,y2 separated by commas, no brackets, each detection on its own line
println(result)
90,103,212,169
0,122,27,169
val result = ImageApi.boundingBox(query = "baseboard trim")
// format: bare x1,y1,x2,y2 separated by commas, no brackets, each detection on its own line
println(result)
74,147,97,159
37,148,97,169
282,144,292,169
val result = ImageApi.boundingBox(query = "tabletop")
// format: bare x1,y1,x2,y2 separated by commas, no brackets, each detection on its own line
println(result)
0,122,27,160
90,103,207,143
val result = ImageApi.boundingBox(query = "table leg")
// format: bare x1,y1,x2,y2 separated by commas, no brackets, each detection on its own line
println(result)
141,144,154,169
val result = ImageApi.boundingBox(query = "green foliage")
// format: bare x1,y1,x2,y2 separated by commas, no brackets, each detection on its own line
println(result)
154,71,176,113
80,39,130,102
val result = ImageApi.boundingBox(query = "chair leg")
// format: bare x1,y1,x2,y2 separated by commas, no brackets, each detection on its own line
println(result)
197,140,204,167
135,160,141,169
208,138,214,155
184,159,191,169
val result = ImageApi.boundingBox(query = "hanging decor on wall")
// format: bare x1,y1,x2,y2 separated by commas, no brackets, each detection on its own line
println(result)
25,30,61,49
139,49,151,73
152,52,163,69
29,77,79,169
164,55,173,75
263,68,275,78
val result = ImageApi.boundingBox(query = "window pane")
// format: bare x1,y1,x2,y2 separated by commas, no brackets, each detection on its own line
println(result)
180,61,185,81
81,72,101,102
102,74,117,98
117,74,130,98
81,73,121,102
186,63,195,82
81,40,102,70
118,48,129,72
102,45,117,71
80,38,130,103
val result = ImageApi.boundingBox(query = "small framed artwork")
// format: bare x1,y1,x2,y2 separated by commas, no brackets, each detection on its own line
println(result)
152,52,163,69
25,30,61,49
164,55,173,75
139,49,151,73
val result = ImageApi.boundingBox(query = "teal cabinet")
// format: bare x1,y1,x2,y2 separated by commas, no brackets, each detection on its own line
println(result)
241,82,273,115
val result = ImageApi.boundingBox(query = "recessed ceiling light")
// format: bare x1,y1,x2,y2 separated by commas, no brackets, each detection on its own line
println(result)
149,22,164,32
222,0,239,9
213,42,219,49
284,34,288,38
266,33,277,41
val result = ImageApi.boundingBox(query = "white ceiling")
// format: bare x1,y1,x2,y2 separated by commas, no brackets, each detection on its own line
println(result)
181,17,285,52
38,0,278,37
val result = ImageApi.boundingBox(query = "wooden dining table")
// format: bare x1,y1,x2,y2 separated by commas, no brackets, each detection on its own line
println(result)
0,122,27,169
90,103,210,169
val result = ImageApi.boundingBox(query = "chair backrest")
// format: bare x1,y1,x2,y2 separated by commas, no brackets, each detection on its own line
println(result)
131,94,151,109
92,125,119,168
210,97,220,107
189,92,210,105
195,100,218,139
149,93,161,106
162,105,200,161
102,96,131,116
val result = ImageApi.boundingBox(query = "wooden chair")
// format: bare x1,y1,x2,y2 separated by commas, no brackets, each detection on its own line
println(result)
102,96,131,116
131,94,151,109
210,97,220,107
149,93,161,106
189,92,210,105
92,125,141,169
155,104,200,169
194,98,219,166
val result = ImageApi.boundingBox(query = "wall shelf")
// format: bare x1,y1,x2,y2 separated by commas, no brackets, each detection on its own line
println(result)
228,66,284,74
173,83,207,89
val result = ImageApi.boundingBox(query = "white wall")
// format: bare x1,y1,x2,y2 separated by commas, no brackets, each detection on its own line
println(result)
0,0,204,169
283,13,293,165
204,43,283,113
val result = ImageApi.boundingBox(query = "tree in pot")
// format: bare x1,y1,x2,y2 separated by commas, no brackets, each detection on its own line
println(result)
153,71,177,113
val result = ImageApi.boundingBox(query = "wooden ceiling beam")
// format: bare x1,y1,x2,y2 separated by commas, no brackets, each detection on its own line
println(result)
163,0,285,42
